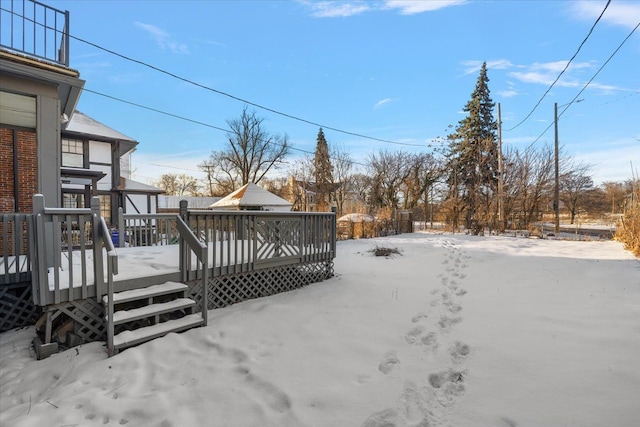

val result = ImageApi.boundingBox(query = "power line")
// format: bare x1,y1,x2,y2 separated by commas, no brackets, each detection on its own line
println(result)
506,0,611,132
0,3,426,148
524,19,640,149
67,35,426,148
82,87,369,168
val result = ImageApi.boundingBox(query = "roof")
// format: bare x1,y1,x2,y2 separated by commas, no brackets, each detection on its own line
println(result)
118,178,164,194
159,196,222,209
210,183,292,209
63,111,138,156
64,111,136,142
338,213,374,223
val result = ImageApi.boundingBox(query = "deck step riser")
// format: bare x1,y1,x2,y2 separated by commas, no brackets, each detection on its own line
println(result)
110,298,196,326
113,314,204,350
105,282,203,355
103,281,188,305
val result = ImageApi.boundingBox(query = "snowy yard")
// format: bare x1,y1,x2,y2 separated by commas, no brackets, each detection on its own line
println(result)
1,232,638,427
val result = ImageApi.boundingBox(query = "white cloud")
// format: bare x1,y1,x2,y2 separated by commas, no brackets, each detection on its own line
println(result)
305,1,370,18
506,61,624,94
507,61,590,86
135,22,189,54
302,0,467,18
497,89,519,98
374,98,394,109
383,0,467,15
571,1,640,30
573,140,640,184
461,59,514,75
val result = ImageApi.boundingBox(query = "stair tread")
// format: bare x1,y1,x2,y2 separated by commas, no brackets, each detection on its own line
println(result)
111,298,195,325
113,314,204,349
103,281,188,305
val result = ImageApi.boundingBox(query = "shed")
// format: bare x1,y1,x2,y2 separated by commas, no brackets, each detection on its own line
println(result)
209,183,292,211
337,213,374,239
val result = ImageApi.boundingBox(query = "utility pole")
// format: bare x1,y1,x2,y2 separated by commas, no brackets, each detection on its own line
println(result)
554,102,560,235
497,103,504,231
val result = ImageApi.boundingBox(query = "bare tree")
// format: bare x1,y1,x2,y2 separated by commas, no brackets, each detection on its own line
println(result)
154,173,199,196
349,173,373,213
367,150,411,210
330,144,353,216
560,159,594,224
503,144,554,229
201,107,289,192
400,153,441,210
601,181,628,216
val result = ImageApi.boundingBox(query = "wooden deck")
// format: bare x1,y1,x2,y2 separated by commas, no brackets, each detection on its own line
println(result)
1,195,337,355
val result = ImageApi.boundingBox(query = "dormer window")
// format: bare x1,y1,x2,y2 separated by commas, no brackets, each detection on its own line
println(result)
62,138,84,168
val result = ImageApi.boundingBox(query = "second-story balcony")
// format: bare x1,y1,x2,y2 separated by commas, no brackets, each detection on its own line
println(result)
0,0,69,67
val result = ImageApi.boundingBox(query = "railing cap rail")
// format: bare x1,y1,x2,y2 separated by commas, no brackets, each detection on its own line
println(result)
189,209,336,217
43,207,93,215
121,213,180,219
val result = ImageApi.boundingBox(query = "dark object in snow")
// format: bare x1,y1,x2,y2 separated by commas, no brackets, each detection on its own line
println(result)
370,246,401,257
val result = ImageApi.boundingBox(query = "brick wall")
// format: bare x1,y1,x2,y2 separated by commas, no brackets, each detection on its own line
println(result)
0,127,38,213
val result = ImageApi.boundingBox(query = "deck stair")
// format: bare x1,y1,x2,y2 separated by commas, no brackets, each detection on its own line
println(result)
104,281,203,354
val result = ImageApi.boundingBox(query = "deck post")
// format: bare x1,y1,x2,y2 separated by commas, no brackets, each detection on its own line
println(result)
331,207,337,259
33,194,55,270
118,207,124,248
179,200,188,281
91,197,105,299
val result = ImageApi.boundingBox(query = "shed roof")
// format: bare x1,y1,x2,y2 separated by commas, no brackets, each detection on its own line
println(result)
210,183,292,209
338,213,374,222
159,195,221,209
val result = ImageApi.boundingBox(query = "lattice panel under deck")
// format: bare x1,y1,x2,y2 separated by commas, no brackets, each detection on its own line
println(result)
187,261,333,310
0,282,39,332
47,299,106,343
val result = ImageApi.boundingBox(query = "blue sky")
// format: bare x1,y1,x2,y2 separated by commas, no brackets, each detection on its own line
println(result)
50,0,639,185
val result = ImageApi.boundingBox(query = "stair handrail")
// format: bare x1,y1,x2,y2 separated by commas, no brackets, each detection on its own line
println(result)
99,215,119,357
175,216,208,327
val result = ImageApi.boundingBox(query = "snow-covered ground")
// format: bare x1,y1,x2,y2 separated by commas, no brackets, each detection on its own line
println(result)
1,232,638,427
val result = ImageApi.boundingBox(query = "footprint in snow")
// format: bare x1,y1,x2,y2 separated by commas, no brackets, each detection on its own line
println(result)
378,351,400,375
449,341,471,362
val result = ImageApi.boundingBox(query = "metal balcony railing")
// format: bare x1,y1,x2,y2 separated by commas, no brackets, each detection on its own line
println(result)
0,0,70,66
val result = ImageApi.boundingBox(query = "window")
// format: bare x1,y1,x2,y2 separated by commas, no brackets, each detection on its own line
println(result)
62,139,84,168
62,193,84,209
0,91,36,128
99,194,111,225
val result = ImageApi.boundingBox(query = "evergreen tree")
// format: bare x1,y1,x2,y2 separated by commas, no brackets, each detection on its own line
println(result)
314,128,334,212
446,62,498,234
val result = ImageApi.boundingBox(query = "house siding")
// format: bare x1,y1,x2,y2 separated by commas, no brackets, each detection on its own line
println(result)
0,127,38,213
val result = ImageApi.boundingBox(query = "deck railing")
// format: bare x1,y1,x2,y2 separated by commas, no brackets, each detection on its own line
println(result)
4,195,335,308
0,0,70,66
187,209,336,276
31,194,114,306
117,209,180,247
176,215,207,325
117,204,336,278
0,213,33,285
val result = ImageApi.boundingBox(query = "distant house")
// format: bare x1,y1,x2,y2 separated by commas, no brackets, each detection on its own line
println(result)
210,183,292,211
284,177,340,212
61,111,164,225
